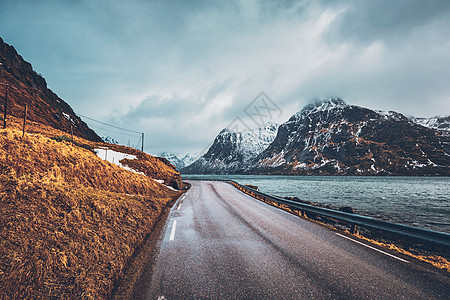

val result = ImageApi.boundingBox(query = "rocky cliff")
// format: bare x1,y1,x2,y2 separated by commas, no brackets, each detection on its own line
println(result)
0,37,101,141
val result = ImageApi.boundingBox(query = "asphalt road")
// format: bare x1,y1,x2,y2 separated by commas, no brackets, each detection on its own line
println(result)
135,181,449,299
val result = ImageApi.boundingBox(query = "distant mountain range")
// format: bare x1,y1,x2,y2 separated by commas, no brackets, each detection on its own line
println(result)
410,115,450,133
102,136,120,144
0,37,101,141
182,98,450,176
158,152,200,170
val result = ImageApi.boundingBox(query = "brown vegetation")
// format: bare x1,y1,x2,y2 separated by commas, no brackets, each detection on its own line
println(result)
0,125,183,299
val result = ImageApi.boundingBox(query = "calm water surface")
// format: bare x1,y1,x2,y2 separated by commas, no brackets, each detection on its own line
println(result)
183,175,450,233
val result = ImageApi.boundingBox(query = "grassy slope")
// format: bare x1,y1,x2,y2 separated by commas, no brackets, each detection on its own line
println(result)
0,121,182,299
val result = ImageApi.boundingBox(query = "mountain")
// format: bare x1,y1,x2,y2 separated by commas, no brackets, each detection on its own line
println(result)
182,122,279,174
184,98,449,176
181,153,200,167
0,37,101,141
159,152,200,170
410,115,450,134
102,136,120,144
254,98,449,175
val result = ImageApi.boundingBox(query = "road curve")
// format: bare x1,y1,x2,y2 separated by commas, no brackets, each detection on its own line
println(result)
135,181,449,299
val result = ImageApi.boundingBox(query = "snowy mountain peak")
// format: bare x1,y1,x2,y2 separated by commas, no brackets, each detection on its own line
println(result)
292,97,347,121
410,115,450,132
158,152,200,170
263,121,279,131
303,97,346,112
182,122,279,174
102,136,120,144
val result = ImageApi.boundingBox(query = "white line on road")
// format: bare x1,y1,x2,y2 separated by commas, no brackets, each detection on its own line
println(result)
177,201,182,210
336,233,409,263
169,220,177,241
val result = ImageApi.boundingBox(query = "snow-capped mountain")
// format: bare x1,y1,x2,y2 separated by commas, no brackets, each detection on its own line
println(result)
254,98,449,175
410,115,450,133
158,152,200,170
181,153,200,167
182,122,279,174
102,136,119,144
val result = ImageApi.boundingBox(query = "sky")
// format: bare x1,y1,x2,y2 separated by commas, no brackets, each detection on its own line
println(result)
1,0,450,155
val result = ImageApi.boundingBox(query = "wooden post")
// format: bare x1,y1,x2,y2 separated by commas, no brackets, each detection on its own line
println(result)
141,132,144,152
3,83,8,129
22,105,28,138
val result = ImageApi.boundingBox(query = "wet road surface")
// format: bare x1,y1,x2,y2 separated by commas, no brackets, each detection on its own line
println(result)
135,181,449,299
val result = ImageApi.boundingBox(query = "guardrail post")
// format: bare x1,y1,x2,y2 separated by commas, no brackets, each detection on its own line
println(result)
351,224,358,235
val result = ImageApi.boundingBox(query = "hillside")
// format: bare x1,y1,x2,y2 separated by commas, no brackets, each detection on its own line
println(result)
0,37,101,142
0,123,183,299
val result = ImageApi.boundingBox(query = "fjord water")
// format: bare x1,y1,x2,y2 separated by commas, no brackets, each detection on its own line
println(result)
183,175,450,233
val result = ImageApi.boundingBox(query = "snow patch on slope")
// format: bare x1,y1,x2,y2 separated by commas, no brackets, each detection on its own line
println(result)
410,115,450,132
94,148,145,175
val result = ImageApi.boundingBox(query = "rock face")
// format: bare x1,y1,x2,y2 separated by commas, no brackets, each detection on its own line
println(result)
254,98,450,175
0,37,101,142
182,122,279,174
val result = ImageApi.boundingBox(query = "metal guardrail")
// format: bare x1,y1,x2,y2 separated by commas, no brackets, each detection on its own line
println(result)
227,180,450,248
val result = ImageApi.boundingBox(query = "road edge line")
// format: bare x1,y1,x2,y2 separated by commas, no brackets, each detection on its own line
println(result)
335,232,409,263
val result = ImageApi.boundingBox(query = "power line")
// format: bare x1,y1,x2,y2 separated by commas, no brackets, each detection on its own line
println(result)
78,113,142,134
85,123,142,137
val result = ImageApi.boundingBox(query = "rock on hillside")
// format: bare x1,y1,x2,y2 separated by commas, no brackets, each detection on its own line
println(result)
0,37,101,142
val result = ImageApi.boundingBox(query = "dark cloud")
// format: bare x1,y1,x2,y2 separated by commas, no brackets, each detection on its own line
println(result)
1,0,449,154
328,0,450,43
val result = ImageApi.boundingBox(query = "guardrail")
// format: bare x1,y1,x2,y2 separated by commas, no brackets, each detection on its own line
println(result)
227,180,450,248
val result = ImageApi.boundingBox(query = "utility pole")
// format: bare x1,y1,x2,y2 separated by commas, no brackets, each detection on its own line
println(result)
22,105,27,138
141,132,144,152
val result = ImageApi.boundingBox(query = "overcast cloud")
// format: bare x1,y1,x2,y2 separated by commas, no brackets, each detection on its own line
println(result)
1,0,449,155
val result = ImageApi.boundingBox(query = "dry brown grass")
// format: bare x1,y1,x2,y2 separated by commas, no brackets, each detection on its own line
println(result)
0,127,182,299
354,234,450,272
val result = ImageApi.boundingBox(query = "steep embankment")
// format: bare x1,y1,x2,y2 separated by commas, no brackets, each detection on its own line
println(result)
0,127,182,299
0,37,101,142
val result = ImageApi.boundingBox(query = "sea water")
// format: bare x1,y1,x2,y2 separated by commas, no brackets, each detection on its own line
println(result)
183,175,450,233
